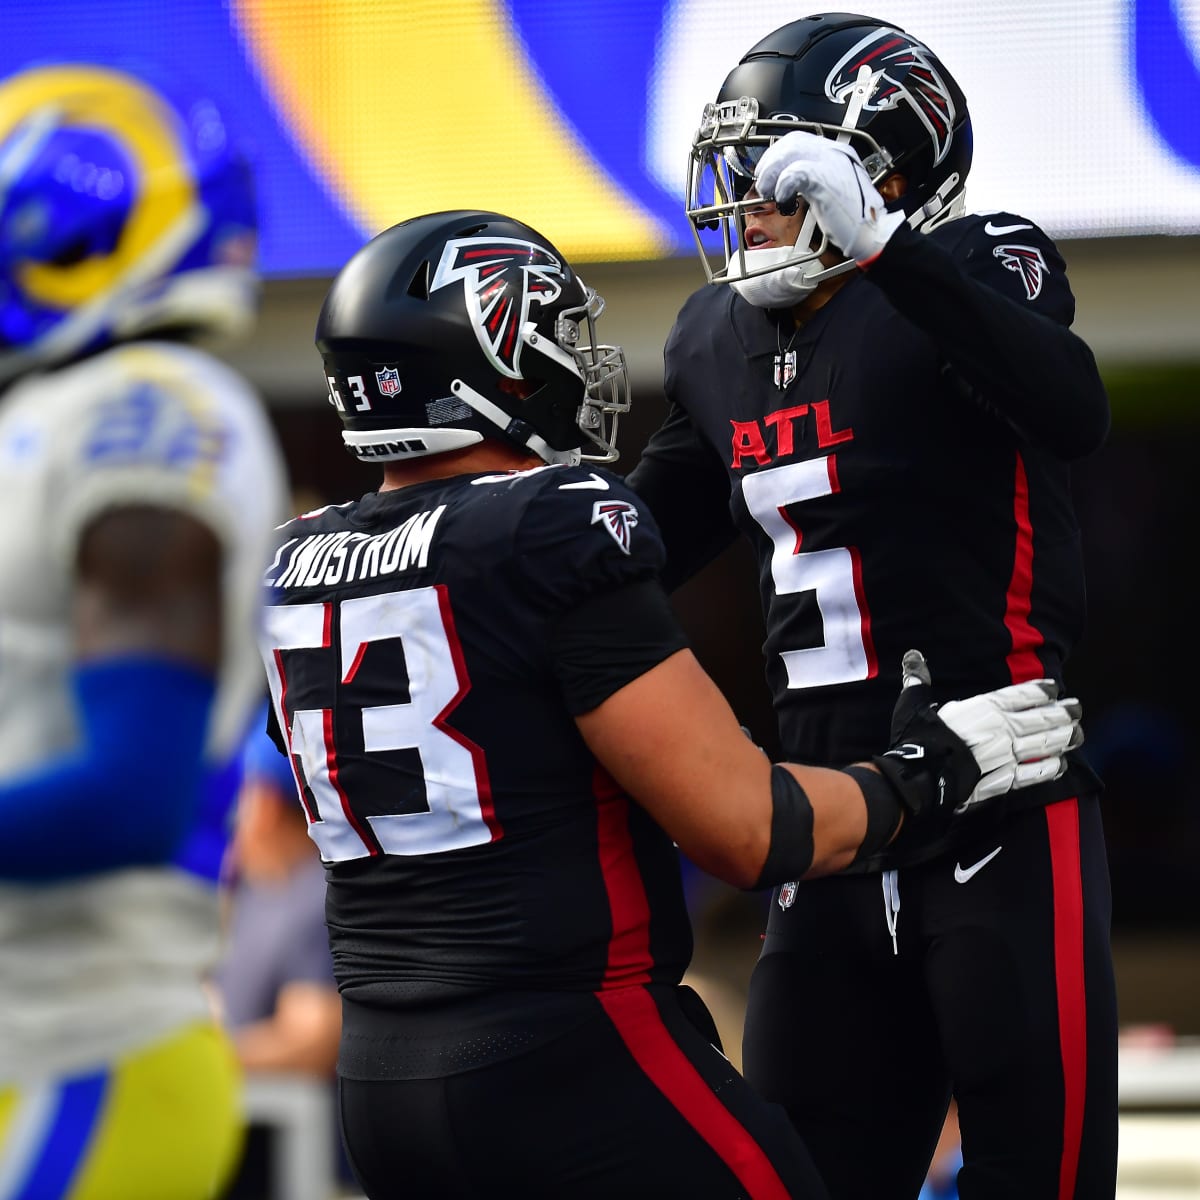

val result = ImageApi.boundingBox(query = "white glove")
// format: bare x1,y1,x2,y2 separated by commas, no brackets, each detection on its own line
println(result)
879,649,1084,822
754,129,905,265
937,678,1083,812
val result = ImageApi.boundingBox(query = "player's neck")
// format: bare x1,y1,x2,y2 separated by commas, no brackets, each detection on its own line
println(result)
380,442,543,491
791,268,854,325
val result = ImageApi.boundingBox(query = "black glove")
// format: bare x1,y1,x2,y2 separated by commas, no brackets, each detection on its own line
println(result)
872,649,1083,824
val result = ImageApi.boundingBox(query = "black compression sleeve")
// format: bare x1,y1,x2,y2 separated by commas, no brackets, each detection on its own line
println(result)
753,765,815,890
547,579,689,715
842,764,904,865
626,403,739,592
866,224,1109,459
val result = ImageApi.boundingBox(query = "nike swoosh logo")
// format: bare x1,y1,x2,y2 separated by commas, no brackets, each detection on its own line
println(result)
558,473,609,491
984,220,1033,236
954,846,1002,883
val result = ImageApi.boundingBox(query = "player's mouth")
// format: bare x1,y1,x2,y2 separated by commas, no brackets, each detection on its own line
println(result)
743,222,776,248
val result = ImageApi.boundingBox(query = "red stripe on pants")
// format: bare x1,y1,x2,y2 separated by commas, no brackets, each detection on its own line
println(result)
1046,798,1086,1200
597,986,792,1200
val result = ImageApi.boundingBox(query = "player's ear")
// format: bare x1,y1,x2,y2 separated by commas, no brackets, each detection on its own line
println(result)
879,173,907,203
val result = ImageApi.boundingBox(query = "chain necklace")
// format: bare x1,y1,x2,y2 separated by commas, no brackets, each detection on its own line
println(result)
773,317,800,391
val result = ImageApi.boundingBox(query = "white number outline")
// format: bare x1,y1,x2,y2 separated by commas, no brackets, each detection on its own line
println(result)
262,586,499,862
741,457,877,689
324,374,372,413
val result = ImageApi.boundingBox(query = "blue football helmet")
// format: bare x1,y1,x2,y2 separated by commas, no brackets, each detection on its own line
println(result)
0,62,258,383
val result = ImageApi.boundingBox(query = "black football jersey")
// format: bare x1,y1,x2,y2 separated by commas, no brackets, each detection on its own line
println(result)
629,214,1109,851
259,464,692,1009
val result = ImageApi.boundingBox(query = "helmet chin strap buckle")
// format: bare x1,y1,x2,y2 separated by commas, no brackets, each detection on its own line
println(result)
910,173,965,232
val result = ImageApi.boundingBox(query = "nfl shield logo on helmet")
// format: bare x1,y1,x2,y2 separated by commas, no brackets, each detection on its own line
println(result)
778,880,799,910
375,366,402,396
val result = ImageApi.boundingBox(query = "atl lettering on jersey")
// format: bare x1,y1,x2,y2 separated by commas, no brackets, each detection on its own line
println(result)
266,506,445,589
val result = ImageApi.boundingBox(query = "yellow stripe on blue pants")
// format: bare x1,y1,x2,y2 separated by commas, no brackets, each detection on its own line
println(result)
0,1022,243,1200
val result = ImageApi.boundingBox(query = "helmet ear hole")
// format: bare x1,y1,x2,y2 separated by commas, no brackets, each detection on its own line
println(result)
498,376,538,401
406,261,431,300
879,174,908,204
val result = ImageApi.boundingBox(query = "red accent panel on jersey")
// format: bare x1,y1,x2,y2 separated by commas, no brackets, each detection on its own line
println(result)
343,641,368,685
849,543,879,681
594,766,653,987
1003,452,1045,683
273,647,318,825
825,451,841,496
777,504,803,555
434,585,502,839
1046,798,1086,1200
325,705,379,856
597,986,792,1199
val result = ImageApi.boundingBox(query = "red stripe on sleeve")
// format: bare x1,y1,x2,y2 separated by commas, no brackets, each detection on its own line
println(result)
1004,452,1046,682
597,986,792,1199
1045,798,1087,1200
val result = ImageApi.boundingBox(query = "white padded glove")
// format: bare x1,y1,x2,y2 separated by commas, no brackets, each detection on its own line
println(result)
754,129,905,265
936,679,1083,812
877,649,1084,822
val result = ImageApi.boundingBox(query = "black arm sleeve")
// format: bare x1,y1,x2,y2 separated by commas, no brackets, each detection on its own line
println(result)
547,578,690,715
626,402,739,592
753,765,816,889
865,222,1110,460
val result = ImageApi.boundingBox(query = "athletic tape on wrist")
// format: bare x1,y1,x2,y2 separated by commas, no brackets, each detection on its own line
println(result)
843,764,904,865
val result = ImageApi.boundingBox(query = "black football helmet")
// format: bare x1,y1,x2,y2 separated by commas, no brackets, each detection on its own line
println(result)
316,210,629,464
686,12,973,290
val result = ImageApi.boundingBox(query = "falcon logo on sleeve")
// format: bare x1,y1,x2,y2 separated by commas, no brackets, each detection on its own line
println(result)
591,499,639,555
430,237,564,378
824,29,957,166
993,244,1048,301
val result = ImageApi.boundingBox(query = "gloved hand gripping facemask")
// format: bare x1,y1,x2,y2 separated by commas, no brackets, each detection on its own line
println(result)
727,208,824,308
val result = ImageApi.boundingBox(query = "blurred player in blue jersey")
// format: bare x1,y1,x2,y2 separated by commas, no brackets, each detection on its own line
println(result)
0,63,288,1199
259,208,1081,1199
629,12,1118,1199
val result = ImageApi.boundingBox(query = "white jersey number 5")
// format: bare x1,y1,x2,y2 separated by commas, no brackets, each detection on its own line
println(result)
741,458,873,689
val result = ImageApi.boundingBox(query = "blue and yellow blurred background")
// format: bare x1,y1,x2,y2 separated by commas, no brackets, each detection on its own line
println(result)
5,0,1199,273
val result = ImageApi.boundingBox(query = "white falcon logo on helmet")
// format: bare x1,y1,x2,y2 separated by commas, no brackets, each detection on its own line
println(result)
993,244,1048,301
591,500,639,555
430,236,565,379
824,29,957,165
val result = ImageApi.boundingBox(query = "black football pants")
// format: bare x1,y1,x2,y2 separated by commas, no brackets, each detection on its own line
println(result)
742,795,1118,1200
338,983,833,1199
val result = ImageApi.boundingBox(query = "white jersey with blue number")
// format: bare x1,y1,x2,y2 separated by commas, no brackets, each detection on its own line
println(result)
0,341,288,1082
